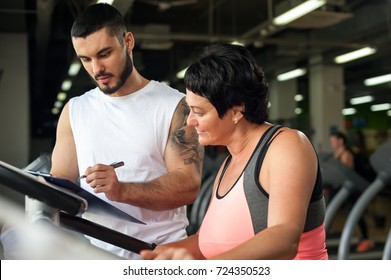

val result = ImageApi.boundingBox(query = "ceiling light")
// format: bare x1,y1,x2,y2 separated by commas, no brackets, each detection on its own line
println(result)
61,80,72,91
54,101,63,108
51,107,60,115
342,108,356,115
349,95,374,105
295,108,302,114
260,29,268,36
364,73,391,86
277,68,306,81
273,0,326,26
97,0,114,4
387,110,391,117
176,67,188,79
68,61,81,76
57,92,67,101
231,41,245,46
370,103,391,112
295,94,304,102
334,47,377,64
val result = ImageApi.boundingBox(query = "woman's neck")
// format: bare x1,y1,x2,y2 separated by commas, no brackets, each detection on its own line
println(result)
227,122,269,160
334,146,347,158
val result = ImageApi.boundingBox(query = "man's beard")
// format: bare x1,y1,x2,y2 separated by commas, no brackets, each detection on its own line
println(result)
93,51,133,95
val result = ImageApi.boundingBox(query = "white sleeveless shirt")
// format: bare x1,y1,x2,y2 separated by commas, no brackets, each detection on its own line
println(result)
69,80,187,259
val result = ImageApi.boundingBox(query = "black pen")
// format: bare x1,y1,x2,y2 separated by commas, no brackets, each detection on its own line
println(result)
79,161,125,179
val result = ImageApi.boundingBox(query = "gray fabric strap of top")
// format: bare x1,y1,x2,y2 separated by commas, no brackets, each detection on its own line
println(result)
258,125,282,155
243,125,282,234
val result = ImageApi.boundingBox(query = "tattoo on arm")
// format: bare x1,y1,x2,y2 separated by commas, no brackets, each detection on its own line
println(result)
171,100,203,171
174,129,202,165
182,101,190,125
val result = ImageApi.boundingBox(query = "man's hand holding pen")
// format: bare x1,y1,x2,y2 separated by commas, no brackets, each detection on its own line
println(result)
80,161,125,201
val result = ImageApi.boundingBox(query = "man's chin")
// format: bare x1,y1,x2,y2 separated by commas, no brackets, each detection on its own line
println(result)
99,85,116,95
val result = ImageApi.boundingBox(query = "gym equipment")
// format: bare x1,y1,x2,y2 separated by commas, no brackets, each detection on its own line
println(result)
0,194,121,259
383,228,391,260
23,153,51,174
0,160,155,259
187,172,215,235
337,140,391,260
0,160,87,216
319,154,370,232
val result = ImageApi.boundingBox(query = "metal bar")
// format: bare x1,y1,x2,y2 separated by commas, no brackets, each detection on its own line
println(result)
337,173,388,259
60,212,156,254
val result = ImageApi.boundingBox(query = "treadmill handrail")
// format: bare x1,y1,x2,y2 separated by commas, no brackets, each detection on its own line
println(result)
0,160,87,216
324,184,351,232
337,172,389,259
60,212,156,254
382,228,391,260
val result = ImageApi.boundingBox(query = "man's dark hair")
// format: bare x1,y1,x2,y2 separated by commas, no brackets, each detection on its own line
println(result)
184,43,269,124
71,3,127,45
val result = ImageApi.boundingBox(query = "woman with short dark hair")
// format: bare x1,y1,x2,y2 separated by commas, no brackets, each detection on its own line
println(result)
142,43,328,260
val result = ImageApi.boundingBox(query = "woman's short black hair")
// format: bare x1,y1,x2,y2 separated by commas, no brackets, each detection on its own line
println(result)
184,43,269,124
71,3,126,45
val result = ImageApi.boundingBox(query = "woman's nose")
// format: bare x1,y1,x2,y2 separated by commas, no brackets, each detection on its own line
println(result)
187,112,197,126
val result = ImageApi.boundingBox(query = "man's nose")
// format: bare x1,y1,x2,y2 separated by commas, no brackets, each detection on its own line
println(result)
92,59,104,75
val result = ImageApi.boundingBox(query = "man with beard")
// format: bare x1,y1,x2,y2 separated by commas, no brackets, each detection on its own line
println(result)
49,3,203,260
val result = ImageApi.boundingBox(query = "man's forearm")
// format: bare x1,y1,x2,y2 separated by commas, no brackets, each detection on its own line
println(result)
119,171,200,210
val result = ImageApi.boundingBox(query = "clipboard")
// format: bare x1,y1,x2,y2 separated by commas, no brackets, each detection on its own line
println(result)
0,160,87,216
0,160,144,224
0,160,155,255
26,170,145,225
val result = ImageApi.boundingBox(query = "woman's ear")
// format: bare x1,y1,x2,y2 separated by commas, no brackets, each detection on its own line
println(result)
231,105,245,124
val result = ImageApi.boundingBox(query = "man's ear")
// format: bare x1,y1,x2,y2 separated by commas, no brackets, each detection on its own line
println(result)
124,32,135,50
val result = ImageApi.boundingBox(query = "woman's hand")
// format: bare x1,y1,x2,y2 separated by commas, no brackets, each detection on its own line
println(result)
140,247,195,260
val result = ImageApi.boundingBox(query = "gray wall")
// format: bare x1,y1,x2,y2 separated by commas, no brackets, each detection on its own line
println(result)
0,33,30,168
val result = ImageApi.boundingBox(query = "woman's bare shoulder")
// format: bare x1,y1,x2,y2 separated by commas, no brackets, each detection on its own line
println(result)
273,127,312,147
265,127,317,165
